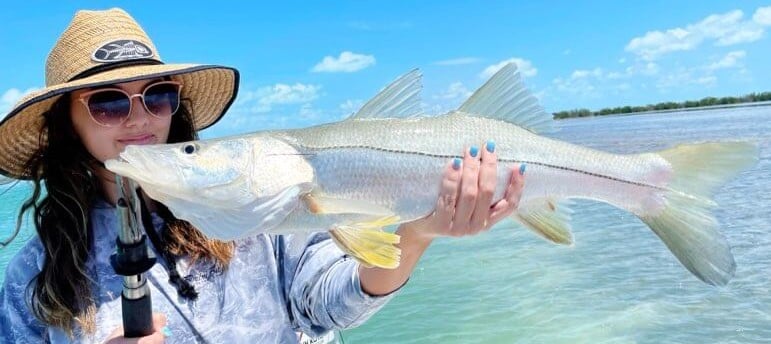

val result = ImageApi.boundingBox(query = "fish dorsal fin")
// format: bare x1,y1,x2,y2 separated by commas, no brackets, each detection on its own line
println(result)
458,62,553,133
348,69,423,120
513,198,574,245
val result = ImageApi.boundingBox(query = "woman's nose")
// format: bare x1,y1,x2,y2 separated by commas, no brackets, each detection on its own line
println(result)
124,94,151,128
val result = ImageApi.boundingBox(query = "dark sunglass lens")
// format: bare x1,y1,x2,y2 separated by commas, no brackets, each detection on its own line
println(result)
88,91,130,126
144,83,180,116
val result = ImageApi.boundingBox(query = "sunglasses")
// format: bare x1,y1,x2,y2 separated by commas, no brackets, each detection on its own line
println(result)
77,81,182,127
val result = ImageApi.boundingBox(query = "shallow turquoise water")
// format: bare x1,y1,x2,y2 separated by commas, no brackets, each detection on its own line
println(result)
2,107,770,343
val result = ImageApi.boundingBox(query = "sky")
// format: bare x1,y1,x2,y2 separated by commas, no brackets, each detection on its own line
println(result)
1,1,770,137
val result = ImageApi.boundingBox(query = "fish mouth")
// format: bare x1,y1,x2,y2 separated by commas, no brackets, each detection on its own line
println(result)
104,152,147,183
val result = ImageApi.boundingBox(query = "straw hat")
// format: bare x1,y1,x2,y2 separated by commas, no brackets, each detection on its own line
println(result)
0,8,240,179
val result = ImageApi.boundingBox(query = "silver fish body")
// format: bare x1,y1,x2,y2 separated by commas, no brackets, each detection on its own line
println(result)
272,113,667,229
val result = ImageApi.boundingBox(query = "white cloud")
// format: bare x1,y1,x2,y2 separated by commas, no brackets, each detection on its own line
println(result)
553,76,597,97
551,63,658,98
480,58,537,79
626,8,771,60
552,69,603,98
571,68,604,79
754,6,771,25
433,57,481,66
437,82,472,100
700,10,763,46
607,72,623,79
339,99,364,117
311,51,376,73
297,103,324,121
426,82,475,114
656,68,717,89
708,50,746,70
696,75,718,85
1,88,37,119
625,62,660,76
235,83,321,113
626,27,698,60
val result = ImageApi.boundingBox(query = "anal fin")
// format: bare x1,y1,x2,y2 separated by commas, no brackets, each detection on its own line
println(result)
514,198,574,245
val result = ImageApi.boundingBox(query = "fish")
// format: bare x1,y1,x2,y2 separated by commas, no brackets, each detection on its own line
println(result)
105,63,758,286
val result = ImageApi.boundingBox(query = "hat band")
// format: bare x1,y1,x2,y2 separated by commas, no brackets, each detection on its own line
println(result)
68,58,164,82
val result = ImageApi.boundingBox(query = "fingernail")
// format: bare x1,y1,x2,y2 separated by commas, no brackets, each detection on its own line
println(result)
486,140,495,153
162,326,173,337
519,164,526,175
452,158,462,170
470,146,479,158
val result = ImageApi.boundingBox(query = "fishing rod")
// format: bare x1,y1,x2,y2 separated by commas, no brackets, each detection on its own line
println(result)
109,177,156,337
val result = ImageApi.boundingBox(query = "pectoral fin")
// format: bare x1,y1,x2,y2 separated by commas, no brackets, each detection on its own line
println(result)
329,216,402,269
514,198,574,245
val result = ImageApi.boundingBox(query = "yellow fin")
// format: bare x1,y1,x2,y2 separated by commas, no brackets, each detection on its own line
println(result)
514,198,574,245
329,216,402,269
303,194,394,217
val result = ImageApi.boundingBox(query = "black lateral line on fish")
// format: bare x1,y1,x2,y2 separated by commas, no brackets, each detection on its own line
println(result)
267,153,317,157
301,144,666,190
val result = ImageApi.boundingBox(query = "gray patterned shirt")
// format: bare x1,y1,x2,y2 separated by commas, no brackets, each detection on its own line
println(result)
0,201,396,343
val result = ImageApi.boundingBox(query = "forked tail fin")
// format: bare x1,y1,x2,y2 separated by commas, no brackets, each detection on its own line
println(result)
641,141,758,285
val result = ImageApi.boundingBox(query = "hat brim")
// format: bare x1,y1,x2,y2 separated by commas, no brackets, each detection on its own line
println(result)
0,63,239,179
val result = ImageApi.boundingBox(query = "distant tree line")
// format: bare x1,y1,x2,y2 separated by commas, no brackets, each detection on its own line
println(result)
553,91,771,119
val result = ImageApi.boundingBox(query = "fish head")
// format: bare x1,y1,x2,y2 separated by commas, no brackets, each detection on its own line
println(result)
105,138,254,205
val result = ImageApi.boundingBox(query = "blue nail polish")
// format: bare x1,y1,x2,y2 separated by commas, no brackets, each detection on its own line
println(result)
470,146,479,157
452,158,462,170
486,140,496,153
519,164,526,175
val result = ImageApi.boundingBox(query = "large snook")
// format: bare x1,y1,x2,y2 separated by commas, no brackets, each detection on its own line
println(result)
106,63,757,285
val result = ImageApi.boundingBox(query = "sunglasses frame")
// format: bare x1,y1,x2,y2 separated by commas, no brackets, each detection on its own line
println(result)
77,80,183,127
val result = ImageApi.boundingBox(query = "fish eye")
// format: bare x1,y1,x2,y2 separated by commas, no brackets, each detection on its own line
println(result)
182,143,197,155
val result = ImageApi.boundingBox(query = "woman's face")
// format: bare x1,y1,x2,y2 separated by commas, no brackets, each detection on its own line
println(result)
69,79,173,163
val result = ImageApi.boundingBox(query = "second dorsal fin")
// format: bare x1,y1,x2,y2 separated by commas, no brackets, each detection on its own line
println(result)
458,62,554,133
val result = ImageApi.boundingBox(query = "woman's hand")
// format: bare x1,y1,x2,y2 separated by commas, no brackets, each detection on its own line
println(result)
403,141,525,240
358,141,526,296
105,313,168,344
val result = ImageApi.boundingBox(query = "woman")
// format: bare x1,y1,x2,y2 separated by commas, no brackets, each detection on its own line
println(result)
0,8,525,343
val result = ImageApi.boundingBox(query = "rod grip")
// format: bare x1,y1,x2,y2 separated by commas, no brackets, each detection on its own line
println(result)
122,293,154,338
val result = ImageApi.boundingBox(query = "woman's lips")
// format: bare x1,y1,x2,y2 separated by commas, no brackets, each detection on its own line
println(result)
118,134,156,145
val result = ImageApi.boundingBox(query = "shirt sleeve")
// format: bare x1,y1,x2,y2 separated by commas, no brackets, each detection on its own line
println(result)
0,238,47,343
278,232,401,337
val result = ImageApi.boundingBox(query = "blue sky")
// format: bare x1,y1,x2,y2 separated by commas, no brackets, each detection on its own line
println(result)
1,1,770,137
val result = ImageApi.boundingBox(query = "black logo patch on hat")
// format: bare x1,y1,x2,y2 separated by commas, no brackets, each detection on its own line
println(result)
92,40,154,62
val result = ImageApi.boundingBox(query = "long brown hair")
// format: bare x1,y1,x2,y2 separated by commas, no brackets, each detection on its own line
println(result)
15,94,233,336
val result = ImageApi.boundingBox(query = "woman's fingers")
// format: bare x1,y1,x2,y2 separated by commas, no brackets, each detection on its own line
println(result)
469,140,497,233
433,157,463,230
489,164,526,223
152,313,167,331
450,146,481,235
413,146,525,240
